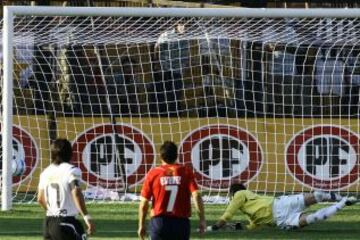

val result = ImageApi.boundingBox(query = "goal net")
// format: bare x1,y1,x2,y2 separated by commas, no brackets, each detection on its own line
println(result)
1,7,360,208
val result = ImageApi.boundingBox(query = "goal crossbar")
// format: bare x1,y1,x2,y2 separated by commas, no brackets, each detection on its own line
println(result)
5,6,360,18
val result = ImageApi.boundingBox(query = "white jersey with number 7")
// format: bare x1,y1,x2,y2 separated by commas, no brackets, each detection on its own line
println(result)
38,163,81,217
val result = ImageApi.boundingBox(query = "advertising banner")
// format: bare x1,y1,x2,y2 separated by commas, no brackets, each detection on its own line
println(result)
10,117,360,193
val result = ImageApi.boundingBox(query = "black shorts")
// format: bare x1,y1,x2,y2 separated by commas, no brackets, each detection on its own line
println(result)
150,216,190,240
43,216,86,240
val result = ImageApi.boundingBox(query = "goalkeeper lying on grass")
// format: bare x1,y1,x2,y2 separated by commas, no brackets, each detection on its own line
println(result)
208,183,357,231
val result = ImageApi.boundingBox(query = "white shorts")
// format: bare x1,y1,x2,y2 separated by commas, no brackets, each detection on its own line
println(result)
273,194,306,230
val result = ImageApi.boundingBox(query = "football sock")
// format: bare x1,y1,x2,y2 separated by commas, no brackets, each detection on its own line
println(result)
305,198,347,224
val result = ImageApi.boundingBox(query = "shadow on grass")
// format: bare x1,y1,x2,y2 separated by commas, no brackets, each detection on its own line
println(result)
1,205,360,239
189,220,360,240
1,218,360,240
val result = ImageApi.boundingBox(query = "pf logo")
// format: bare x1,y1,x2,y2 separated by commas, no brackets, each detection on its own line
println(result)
179,125,263,189
286,125,360,190
72,124,155,190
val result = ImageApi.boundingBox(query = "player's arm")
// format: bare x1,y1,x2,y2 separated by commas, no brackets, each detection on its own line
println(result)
138,172,153,240
138,196,149,240
154,32,167,59
209,192,246,231
154,38,160,59
192,190,206,234
188,168,206,234
71,180,95,235
37,174,47,210
69,168,95,236
37,188,47,210
154,33,164,51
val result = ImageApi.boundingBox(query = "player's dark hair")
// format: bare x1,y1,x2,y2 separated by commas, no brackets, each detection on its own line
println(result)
229,183,247,197
51,138,73,165
160,141,178,164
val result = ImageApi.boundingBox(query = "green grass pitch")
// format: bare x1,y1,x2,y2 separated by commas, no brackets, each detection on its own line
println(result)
1,203,360,239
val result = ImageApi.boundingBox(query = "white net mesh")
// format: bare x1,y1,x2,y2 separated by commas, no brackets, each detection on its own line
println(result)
1,11,360,204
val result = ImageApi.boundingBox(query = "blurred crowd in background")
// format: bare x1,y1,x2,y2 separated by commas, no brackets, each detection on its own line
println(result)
2,0,360,118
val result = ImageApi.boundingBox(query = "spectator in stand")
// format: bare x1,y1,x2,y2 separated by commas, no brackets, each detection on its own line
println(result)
315,49,345,97
314,48,345,116
85,50,108,115
153,23,188,116
199,36,235,117
111,57,146,116
344,50,360,116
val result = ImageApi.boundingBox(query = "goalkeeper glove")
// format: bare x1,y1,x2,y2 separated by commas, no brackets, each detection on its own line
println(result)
206,224,220,232
206,222,242,231
233,222,243,230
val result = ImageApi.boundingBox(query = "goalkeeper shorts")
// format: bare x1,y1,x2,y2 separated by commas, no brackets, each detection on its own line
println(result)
273,194,306,230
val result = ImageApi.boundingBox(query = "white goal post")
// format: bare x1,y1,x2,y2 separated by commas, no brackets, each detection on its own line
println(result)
2,6,360,211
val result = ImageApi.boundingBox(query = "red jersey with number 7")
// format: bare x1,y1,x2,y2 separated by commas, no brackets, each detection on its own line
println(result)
140,163,198,218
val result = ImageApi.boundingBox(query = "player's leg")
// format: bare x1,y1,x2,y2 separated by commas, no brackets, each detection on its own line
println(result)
150,216,190,240
298,197,350,227
273,194,306,230
70,218,87,240
47,217,65,240
149,216,164,240
303,191,342,207
43,217,52,240
50,217,86,240
275,194,347,230
168,218,190,240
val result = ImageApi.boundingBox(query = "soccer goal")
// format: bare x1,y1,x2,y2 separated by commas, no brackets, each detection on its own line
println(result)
2,6,360,210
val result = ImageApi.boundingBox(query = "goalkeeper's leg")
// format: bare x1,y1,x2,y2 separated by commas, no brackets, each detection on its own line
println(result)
299,196,357,227
303,191,342,207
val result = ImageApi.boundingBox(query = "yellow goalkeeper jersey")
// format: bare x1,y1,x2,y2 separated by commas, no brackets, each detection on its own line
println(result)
220,190,275,230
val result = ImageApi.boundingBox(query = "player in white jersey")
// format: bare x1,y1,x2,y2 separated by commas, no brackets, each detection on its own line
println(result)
37,138,95,240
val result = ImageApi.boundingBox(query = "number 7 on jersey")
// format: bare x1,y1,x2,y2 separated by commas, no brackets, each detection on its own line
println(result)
165,185,178,212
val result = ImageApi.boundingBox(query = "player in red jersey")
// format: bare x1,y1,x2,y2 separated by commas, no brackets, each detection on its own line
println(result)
138,141,206,240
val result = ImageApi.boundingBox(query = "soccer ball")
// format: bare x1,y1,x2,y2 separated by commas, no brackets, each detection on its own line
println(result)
12,159,26,176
